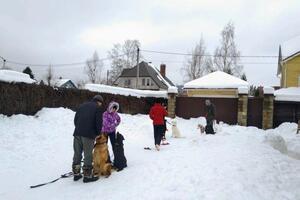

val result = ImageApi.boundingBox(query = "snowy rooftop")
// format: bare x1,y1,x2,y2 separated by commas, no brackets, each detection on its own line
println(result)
274,87,300,102
85,84,168,98
184,71,249,89
0,69,36,84
281,35,300,60
52,79,75,87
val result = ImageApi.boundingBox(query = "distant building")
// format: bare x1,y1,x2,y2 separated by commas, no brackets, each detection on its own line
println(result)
277,36,300,88
53,78,77,89
114,61,175,91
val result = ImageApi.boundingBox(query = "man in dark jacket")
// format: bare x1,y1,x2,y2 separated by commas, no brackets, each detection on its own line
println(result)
149,100,168,151
205,99,216,134
72,95,104,183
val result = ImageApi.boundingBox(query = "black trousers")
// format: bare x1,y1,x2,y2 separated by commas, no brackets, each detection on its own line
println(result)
106,132,116,163
153,125,164,145
205,124,215,134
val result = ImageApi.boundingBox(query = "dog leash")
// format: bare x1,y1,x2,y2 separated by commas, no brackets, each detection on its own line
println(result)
165,120,172,125
30,172,73,189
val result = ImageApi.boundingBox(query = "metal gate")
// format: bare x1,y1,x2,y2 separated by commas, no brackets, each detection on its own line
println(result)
247,97,263,128
273,101,300,127
175,97,238,125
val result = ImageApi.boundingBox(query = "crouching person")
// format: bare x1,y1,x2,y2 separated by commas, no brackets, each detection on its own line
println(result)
72,95,104,183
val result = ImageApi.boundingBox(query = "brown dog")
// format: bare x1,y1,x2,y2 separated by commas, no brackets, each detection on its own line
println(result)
93,134,112,177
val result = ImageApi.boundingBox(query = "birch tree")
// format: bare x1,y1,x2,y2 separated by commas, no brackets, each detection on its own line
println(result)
85,51,104,83
213,22,243,77
182,36,212,81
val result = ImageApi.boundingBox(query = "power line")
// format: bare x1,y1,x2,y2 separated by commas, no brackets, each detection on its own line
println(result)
0,47,284,69
1,54,126,68
148,60,282,65
140,49,279,58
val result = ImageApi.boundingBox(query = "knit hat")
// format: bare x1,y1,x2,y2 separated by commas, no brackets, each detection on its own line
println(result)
93,95,103,103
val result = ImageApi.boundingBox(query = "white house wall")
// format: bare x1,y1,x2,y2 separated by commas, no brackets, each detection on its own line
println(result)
117,77,160,90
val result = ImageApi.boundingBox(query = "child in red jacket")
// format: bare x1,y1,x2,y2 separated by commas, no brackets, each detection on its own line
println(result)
149,100,168,151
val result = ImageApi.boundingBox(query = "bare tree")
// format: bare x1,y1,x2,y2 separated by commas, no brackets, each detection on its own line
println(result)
213,22,243,77
46,64,53,86
182,36,212,81
76,79,88,89
107,39,142,84
85,51,104,84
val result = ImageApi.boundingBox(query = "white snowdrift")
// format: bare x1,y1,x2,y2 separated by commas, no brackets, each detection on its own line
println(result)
0,69,36,84
85,83,168,98
264,133,288,154
0,108,300,200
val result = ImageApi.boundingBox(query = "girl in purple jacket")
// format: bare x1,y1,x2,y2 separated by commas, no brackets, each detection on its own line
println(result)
102,101,121,161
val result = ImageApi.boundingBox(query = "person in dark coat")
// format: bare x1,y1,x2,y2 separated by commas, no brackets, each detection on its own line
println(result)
72,95,104,183
205,99,216,134
149,99,168,151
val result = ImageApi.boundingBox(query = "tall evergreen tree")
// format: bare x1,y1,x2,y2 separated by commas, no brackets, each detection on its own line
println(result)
241,73,247,81
22,66,35,79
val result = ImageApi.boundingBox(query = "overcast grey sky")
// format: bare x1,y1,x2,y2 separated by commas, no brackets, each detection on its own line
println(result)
1,0,300,86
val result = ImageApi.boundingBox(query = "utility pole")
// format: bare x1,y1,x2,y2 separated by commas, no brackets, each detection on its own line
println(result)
106,70,109,85
136,46,140,89
0,56,6,69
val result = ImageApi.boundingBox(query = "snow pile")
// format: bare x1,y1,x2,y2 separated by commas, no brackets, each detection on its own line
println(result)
267,122,300,160
0,69,36,84
274,87,300,102
85,83,168,98
167,86,178,94
184,71,249,89
1,108,300,200
263,86,275,94
264,133,287,154
238,86,248,94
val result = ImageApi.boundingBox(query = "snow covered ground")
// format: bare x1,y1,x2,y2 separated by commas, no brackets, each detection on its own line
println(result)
0,108,300,200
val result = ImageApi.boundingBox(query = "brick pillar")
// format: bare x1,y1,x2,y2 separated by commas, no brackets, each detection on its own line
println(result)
237,87,248,126
167,87,178,118
262,87,274,129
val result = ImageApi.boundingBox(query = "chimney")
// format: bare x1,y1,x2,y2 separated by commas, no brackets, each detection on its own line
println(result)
160,64,166,77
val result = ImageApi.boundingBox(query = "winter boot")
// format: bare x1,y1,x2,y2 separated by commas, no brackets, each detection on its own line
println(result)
155,144,160,151
72,164,82,181
83,167,99,183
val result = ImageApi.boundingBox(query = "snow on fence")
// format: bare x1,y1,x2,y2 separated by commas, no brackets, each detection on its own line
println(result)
0,70,36,84
85,84,168,98
274,87,300,102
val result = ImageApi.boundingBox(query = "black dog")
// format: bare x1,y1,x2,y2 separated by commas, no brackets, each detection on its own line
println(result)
113,132,127,171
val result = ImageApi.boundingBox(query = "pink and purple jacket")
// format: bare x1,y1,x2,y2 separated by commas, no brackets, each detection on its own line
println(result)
101,101,121,134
